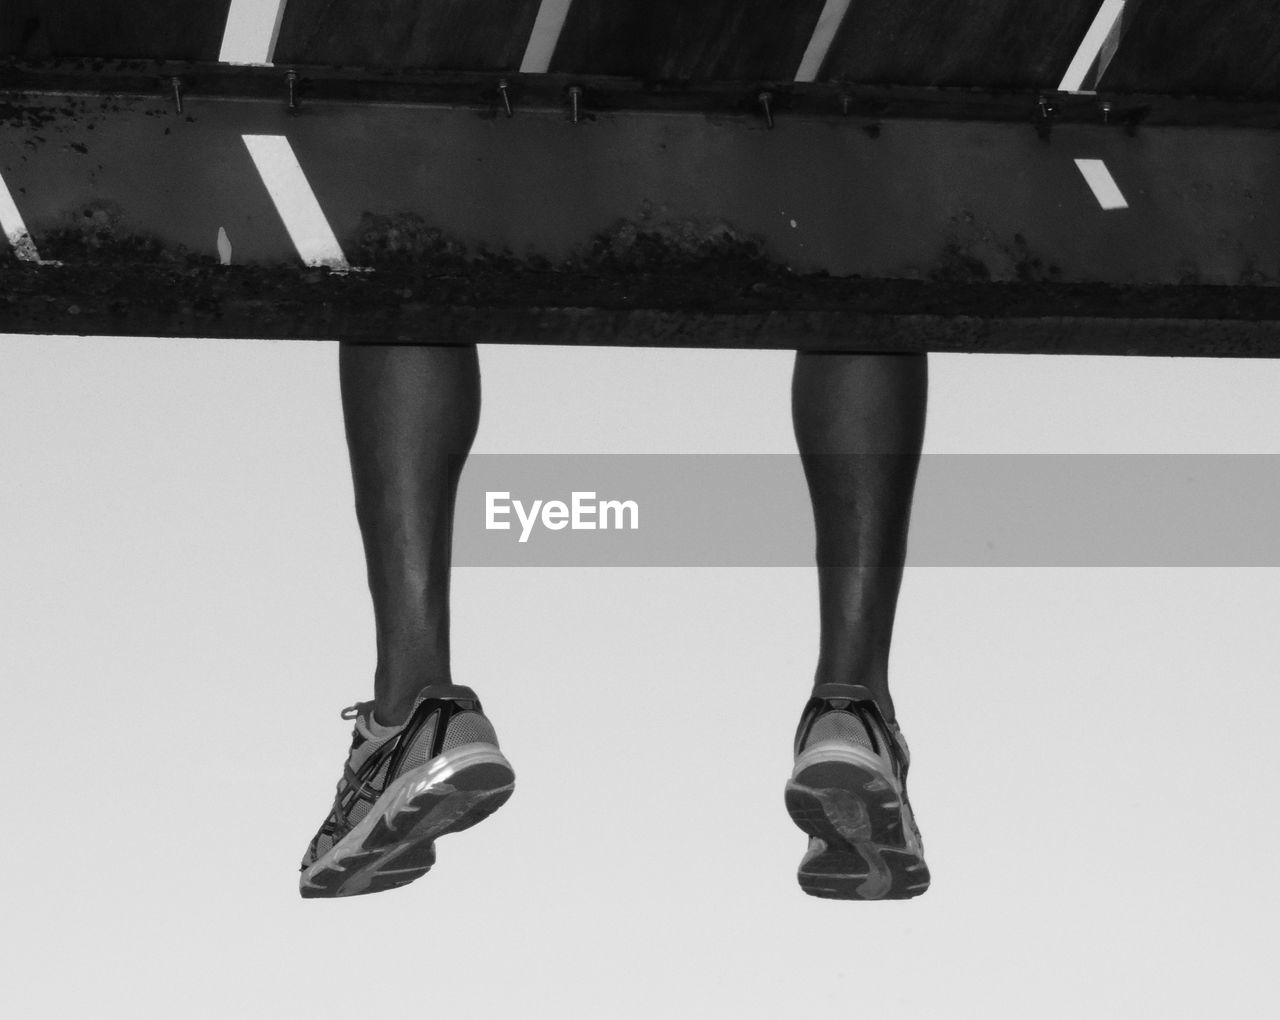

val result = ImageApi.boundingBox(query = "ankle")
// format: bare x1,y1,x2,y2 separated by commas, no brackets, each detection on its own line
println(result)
373,675,453,728
811,673,895,723
371,702,413,729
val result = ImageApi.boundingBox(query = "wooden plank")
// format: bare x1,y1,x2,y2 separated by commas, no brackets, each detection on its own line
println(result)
821,0,1099,89
1101,2,1280,98
274,0,545,70
0,1,232,61
549,0,830,81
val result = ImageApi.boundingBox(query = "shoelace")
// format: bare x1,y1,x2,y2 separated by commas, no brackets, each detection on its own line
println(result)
324,702,383,831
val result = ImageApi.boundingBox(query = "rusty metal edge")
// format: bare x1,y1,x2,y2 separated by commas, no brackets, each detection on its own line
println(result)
3,58,1280,128
3,264,1280,356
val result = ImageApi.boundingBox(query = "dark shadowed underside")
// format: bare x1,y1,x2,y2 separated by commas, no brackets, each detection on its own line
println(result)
3,1,1279,352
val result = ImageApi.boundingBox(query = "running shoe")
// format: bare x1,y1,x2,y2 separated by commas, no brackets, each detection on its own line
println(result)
785,682,930,900
299,683,515,898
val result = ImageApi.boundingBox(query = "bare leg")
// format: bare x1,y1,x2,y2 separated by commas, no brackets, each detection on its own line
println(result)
338,343,480,727
791,351,928,722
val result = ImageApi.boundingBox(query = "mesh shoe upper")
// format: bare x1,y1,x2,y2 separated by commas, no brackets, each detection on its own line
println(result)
302,684,499,869
793,683,914,798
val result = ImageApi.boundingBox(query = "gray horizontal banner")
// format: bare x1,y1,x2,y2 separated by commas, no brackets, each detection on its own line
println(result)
451,455,1280,567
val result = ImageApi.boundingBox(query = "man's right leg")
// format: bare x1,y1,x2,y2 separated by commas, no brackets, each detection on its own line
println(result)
299,342,514,898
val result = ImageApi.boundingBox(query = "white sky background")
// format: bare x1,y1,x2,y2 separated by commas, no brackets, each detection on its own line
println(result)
3,1,1279,1017
2,338,1278,1019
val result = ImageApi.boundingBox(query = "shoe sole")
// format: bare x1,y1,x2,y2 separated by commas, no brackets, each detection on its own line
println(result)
300,742,515,899
785,742,930,900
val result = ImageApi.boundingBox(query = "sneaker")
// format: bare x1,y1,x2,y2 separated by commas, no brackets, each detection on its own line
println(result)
785,682,930,900
299,683,515,898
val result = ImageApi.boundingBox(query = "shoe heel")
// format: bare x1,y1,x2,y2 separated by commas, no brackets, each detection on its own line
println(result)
785,756,930,900
395,745,516,840
787,750,905,848
300,745,515,899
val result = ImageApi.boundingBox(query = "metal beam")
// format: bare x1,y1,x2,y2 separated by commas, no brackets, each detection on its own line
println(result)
1101,0,1280,98
0,2,233,61
3,71,1279,355
3,60,1278,128
274,0,546,72
4,262,1280,355
817,0,1100,92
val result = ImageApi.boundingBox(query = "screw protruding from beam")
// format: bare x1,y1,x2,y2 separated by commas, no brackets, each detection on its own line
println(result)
498,79,513,118
1100,100,1113,124
758,90,775,129
568,85,583,124
286,70,299,112
1034,94,1056,141
170,76,183,115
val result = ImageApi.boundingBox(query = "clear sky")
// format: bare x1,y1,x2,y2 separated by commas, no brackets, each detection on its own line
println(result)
3,337,1278,1019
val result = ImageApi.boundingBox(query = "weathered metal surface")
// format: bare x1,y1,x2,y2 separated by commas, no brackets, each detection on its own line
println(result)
8,60,1280,131
821,0,1097,90
4,1,1279,106
4,6,1277,355
5,258,1280,355
550,0,828,81
1,88,1278,354
275,0,546,71
3,91,1278,284
0,0,1090,85
0,1,232,61
1103,1,1280,99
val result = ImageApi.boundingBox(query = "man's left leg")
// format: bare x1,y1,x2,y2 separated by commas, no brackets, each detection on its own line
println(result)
787,349,930,899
